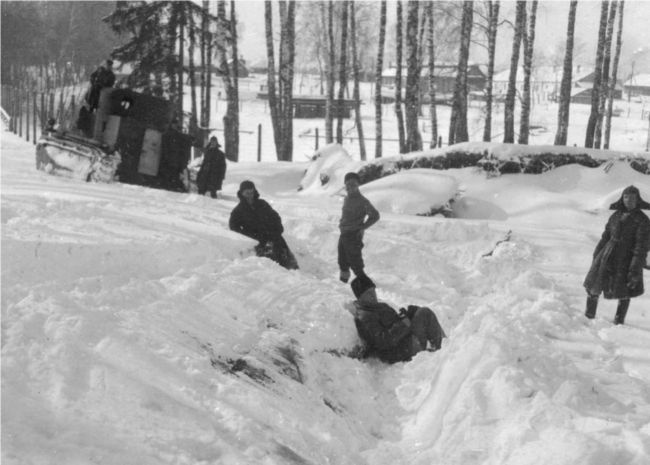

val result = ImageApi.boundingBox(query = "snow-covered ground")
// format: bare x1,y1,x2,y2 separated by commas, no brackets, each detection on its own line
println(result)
3,124,650,464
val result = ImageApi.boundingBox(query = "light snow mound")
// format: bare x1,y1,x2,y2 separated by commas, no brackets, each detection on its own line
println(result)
361,169,458,215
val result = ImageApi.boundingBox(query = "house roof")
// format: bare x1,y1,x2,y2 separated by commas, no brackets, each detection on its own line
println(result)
623,73,650,88
492,66,593,84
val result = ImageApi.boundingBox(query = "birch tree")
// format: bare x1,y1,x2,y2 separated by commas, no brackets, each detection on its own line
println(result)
604,0,624,149
375,0,387,158
395,0,406,152
448,0,473,145
336,0,349,144
503,0,526,143
427,1,438,148
518,0,537,144
594,0,617,148
350,1,366,160
585,1,609,148
483,0,500,142
554,0,578,146
405,0,423,152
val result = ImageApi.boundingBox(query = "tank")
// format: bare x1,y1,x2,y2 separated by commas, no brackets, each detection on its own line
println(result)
36,87,193,192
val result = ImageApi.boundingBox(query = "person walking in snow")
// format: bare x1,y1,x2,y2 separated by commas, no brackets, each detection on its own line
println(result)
197,136,226,198
346,276,446,363
583,185,650,325
338,172,380,283
229,180,298,270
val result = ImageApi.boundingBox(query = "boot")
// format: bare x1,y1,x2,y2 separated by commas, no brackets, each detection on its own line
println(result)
614,299,630,325
585,295,598,319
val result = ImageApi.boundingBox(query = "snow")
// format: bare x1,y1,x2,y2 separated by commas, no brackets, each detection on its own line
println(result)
3,124,650,465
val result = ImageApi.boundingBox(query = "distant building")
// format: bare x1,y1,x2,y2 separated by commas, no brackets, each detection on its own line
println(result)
381,63,486,97
492,66,622,103
623,74,650,97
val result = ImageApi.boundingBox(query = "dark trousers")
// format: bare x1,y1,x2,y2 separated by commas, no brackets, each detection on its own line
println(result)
410,308,446,351
198,189,217,198
338,231,365,276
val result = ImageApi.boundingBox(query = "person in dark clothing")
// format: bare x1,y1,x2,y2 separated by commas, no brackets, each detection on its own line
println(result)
338,172,380,283
86,59,116,111
583,185,650,325
347,276,446,363
159,119,191,192
197,136,226,198
229,180,298,270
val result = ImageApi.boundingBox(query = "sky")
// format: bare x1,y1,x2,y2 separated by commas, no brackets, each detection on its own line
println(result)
234,0,650,74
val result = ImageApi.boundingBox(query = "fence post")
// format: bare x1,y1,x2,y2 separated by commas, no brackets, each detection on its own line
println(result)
257,123,262,162
33,92,37,143
58,90,64,122
315,127,319,151
18,88,23,138
438,136,442,148
26,90,30,143
10,87,16,133
41,93,45,129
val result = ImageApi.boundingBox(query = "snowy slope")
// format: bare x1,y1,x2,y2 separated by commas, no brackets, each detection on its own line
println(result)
2,130,650,465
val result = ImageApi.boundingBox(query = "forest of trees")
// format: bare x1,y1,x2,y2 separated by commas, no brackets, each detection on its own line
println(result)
0,0,635,163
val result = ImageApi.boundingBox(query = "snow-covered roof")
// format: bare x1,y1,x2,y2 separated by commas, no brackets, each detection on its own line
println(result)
623,73,650,88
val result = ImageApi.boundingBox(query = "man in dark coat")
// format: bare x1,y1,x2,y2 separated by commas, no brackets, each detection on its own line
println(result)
86,59,116,111
584,185,650,324
338,172,380,283
197,136,226,198
347,276,446,363
229,180,298,270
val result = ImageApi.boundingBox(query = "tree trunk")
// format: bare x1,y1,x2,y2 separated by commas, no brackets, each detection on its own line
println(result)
350,2,366,160
585,1,609,148
375,0,387,158
518,0,537,145
228,0,240,161
264,1,282,158
405,0,423,152
449,1,473,145
178,7,185,122
188,10,198,131
325,1,335,144
594,1,617,148
336,1,349,145
483,0,499,142
504,0,525,143
395,0,406,153
604,0,624,149
554,1,578,146
427,1,438,148
279,1,295,161
167,8,178,107
200,1,207,129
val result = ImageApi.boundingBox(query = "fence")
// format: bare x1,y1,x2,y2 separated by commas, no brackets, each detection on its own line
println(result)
1,84,87,145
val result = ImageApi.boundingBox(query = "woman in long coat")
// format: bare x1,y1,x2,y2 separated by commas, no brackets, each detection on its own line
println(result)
583,185,650,324
197,136,226,198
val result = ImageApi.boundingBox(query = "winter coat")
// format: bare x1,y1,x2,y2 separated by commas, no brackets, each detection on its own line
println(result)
86,66,116,109
584,189,650,300
197,146,226,192
352,301,418,363
229,190,284,244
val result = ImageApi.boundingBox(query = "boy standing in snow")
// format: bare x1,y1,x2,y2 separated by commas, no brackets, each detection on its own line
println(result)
338,172,380,283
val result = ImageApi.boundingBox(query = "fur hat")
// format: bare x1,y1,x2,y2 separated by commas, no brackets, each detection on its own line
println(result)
351,275,376,299
237,180,259,201
609,185,650,211
344,172,361,183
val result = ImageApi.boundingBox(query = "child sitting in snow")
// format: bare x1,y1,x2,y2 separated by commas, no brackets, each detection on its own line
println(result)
346,276,446,363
